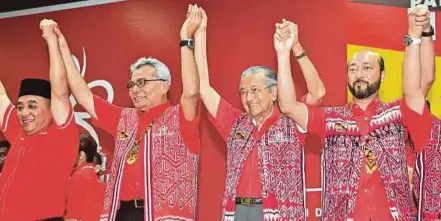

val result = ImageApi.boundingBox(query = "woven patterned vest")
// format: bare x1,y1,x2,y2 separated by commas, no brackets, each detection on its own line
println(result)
414,117,441,221
322,101,414,221
101,106,199,221
222,114,306,221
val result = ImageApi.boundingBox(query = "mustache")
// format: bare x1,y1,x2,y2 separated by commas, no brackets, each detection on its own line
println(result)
354,79,369,85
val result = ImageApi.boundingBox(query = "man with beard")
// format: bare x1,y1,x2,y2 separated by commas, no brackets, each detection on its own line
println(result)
0,141,10,175
276,7,432,221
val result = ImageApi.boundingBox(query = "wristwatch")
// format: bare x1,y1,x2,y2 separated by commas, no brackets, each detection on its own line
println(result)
404,35,421,46
179,39,194,49
422,25,434,37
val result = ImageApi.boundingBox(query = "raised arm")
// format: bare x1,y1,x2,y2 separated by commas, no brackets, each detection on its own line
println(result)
0,81,12,127
420,24,435,96
194,8,221,117
285,20,326,105
40,19,71,126
275,20,308,130
53,26,96,119
180,5,201,121
403,6,430,114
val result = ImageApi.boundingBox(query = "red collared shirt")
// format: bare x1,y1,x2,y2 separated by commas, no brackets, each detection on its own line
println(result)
65,163,105,221
208,98,297,197
91,95,200,201
306,98,432,220
0,104,79,221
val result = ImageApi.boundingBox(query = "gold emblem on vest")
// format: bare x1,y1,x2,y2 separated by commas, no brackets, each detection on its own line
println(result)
364,147,377,174
127,123,154,165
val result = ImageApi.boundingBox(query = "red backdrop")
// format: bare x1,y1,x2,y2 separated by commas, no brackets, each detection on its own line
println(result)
8,0,440,220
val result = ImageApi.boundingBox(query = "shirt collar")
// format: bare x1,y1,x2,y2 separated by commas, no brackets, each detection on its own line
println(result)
350,97,379,117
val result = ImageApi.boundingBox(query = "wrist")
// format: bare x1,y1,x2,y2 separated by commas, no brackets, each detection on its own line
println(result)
180,33,191,40
292,44,303,56
276,50,291,57
407,30,421,38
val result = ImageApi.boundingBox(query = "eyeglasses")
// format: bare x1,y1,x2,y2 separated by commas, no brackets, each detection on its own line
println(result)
239,86,270,98
127,78,167,90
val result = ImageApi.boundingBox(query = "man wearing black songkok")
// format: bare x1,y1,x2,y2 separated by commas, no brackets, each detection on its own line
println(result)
0,19,79,221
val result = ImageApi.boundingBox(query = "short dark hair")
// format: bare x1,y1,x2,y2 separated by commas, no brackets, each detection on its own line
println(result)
0,141,10,149
93,152,102,166
378,55,385,73
79,134,97,163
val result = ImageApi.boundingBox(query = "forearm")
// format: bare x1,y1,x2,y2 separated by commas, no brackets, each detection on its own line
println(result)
0,81,11,127
181,46,199,99
420,37,435,96
293,44,326,105
195,31,220,117
58,40,95,118
277,50,308,130
277,51,298,112
403,41,425,114
47,36,69,98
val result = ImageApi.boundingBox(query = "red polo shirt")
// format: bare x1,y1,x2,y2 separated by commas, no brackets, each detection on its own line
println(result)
65,163,105,221
306,98,432,220
91,96,200,201
0,104,79,221
208,98,302,197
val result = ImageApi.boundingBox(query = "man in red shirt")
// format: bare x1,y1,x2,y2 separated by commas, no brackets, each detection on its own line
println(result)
0,20,79,221
52,5,201,221
277,7,432,221
65,134,105,221
194,8,326,220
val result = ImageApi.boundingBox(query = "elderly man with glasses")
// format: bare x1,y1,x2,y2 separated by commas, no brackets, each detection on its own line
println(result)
194,7,326,220
50,5,202,221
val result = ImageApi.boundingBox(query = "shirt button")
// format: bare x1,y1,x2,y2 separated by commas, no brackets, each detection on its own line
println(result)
364,117,368,121
364,189,368,193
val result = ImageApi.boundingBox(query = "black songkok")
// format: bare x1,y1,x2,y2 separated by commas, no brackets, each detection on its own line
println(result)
18,78,51,100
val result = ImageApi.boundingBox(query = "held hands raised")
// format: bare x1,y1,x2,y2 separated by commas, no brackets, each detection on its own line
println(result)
407,5,430,38
274,19,298,55
180,4,201,40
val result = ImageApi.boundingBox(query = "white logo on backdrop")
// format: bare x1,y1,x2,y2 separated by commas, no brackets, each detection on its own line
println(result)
70,47,114,172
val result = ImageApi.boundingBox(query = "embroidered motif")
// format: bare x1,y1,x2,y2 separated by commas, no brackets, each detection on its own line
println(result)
322,101,414,220
222,114,306,221
103,106,199,221
413,117,441,220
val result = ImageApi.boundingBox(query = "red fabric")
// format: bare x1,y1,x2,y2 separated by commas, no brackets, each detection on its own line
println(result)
306,98,432,220
350,98,393,221
208,98,282,197
0,104,79,221
91,95,200,201
65,163,105,221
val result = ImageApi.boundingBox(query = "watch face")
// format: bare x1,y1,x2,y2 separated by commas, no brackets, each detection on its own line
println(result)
404,35,412,46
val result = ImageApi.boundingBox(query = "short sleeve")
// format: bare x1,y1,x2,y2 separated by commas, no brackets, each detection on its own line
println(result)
90,95,123,137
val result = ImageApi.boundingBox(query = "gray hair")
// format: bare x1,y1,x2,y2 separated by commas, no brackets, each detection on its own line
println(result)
240,66,277,91
130,57,171,87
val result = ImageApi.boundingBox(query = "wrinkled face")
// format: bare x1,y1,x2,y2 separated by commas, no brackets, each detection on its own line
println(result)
16,95,52,135
239,72,277,118
347,51,383,100
128,65,168,111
